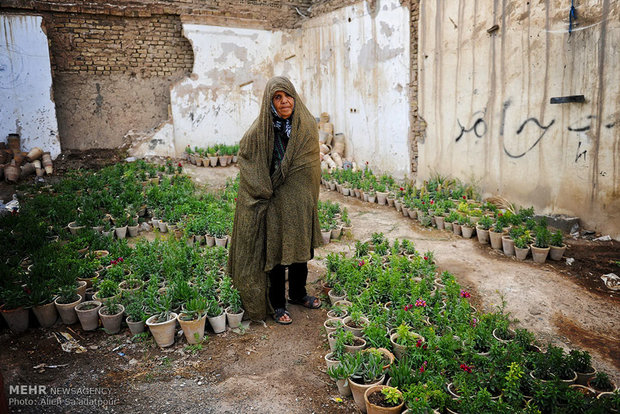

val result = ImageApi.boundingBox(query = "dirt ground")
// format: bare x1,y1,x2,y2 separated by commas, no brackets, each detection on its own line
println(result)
1,157,619,414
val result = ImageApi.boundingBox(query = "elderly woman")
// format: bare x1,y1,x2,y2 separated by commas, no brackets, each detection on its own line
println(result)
227,76,322,324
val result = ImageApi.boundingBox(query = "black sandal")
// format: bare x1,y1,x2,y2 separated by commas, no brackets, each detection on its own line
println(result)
288,295,321,309
273,308,292,325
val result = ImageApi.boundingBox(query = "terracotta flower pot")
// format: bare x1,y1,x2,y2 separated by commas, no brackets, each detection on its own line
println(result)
342,315,369,338
461,225,475,239
75,301,102,331
321,230,331,245
55,294,82,325
126,316,145,335
349,375,385,413
476,227,490,244
390,332,424,359
207,312,226,334
146,312,178,348
177,312,207,344
502,235,515,256
0,305,30,333
99,304,124,334
32,302,58,328
225,307,244,329
489,230,504,249
364,385,404,414
514,245,530,261
530,245,550,264
549,244,567,261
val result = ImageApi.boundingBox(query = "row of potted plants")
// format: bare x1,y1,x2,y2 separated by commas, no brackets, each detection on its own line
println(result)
184,143,239,167
322,169,568,265
320,236,618,413
318,200,352,244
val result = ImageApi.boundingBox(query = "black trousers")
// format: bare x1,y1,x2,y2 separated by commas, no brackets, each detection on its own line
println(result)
269,262,308,310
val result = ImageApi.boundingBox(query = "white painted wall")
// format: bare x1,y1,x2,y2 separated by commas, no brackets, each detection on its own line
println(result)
0,15,61,159
418,0,620,239
169,0,410,176
300,0,411,176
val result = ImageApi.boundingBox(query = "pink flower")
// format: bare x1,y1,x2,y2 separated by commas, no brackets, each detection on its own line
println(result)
430,200,434,205
415,299,426,307
404,304,413,311
416,339,423,348
460,290,471,298
460,363,473,373
471,318,478,327
358,260,365,267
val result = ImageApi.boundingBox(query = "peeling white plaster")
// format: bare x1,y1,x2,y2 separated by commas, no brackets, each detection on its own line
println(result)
125,121,176,158
0,15,61,159
168,0,410,177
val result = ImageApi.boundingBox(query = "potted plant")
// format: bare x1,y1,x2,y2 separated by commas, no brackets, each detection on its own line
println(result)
224,289,244,329
459,215,475,239
390,324,425,359
98,299,125,334
146,300,178,348
364,385,405,414
531,225,551,264
328,283,346,305
0,283,30,333
54,285,82,325
476,215,493,244
206,299,226,334
347,350,388,412
177,297,208,344
568,350,597,386
26,269,59,328
514,233,531,261
75,300,102,331
92,279,119,305
343,310,369,337
549,230,567,261
124,294,147,335
489,215,506,250
324,318,344,335
588,372,617,394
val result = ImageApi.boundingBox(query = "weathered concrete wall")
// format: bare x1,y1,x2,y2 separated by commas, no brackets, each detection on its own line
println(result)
170,24,301,152
299,0,411,176
0,15,61,158
418,0,620,239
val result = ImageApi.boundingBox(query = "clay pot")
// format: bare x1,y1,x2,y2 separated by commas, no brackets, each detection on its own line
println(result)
177,312,207,344
225,307,244,329
502,235,515,256
32,302,58,328
530,245,550,264
20,162,35,178
364,385,404,414
27,147,43,161
343,315,369,338
126,316,145,335
41,152,53,174
349,375,385,413
4,163,20,183
75,301,102,331
489,230,504,249
515,245,530,261
0,305,30,333
324,318,344,335
207,311,226,334
461,225,475,239
476,227,490,244
7,134,20,151
55,294,82,325
390,332,425,359
549,244,567,261
146,312,178,348
321,230,331,245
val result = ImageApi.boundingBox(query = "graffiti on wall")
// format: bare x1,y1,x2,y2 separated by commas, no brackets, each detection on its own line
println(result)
454,100,616,167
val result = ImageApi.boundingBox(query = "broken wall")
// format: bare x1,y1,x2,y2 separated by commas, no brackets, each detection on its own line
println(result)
418,0,620,239
44,13,193,150
0,15,61,158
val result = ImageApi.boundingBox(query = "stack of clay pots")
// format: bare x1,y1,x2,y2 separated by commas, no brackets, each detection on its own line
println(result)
318,113,350,171
1,134,52,183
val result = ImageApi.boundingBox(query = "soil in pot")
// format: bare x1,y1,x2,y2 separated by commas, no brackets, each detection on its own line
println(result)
343,316,369,337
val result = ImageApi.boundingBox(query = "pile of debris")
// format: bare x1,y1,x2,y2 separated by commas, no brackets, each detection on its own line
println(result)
317,112,358,172
1,134,53,183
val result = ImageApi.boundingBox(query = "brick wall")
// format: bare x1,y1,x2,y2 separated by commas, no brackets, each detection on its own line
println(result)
46,14,193,77
408,0,423,175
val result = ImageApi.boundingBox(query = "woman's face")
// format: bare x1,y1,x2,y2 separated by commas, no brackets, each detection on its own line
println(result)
272,91,294,119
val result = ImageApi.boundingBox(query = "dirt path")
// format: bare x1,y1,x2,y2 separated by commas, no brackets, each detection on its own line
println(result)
2,164,619,414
